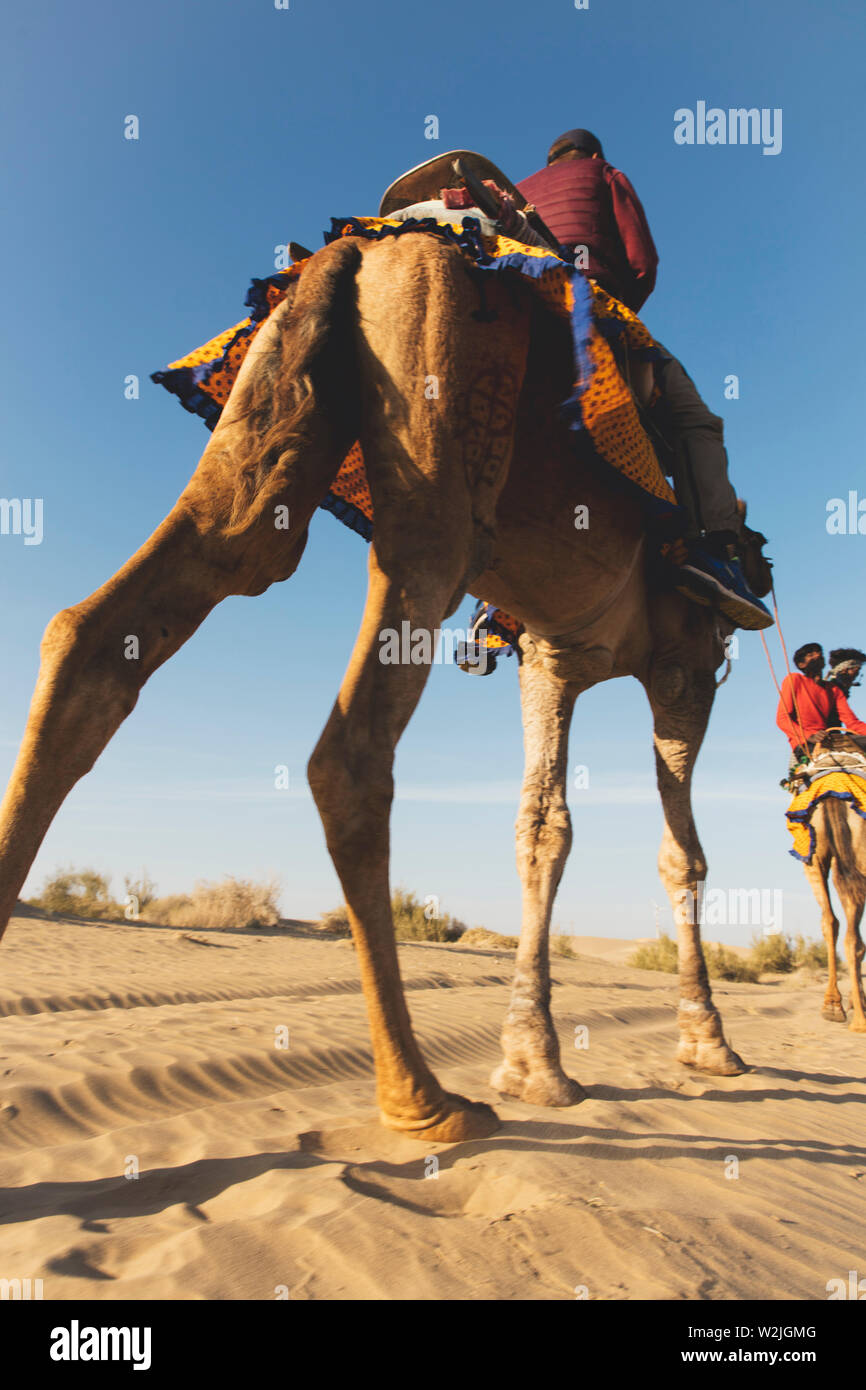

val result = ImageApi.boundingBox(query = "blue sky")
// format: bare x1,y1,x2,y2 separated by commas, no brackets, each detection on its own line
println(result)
2,0,865,941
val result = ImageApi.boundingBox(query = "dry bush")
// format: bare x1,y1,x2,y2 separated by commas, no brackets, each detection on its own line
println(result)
316,905,352,936
456,927,517,951
631,934,757,982
27,868,123,921
123,872,156,912
792,934,831,969
625,929,832,983
391,888,467,942
629,934,679,973
318,890,468,944
551,932,577,958
706,943,759,982
748,932,831,974
144,877,280,931
748,931,795,975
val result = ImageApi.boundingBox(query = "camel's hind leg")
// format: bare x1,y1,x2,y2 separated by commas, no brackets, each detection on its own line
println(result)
831,864,866,1032
490,640,585,1106
0,240,361,934
309,549,500,1142
643,651,746,1075
308,232,531,1141
802,848,845,1021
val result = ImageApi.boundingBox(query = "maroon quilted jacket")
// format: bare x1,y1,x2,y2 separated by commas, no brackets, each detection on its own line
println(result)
517,157,658,312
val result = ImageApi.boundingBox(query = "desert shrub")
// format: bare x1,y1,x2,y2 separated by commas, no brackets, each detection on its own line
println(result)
144,877,280,931
456,928,517,951
551,932,577,958
391,888,466,942
316,905,352,935
316,891,468,943
629,934,679,973
748,932,796,974
123,872,156,914
630,934,761,981
27,868,122,920
748,932,834,975
706,943,759,982
792,934,831,969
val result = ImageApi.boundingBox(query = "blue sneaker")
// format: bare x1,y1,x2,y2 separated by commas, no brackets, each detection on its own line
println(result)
673,546,774,630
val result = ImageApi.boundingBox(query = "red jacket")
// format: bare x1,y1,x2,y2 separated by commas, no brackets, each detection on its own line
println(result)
776,673,866,750
516,157,658,312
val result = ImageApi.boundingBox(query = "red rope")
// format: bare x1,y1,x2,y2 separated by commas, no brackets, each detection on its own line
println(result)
761,582,810,752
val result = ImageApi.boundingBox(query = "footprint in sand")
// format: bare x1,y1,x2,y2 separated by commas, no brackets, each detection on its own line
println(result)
338,1163,552,1219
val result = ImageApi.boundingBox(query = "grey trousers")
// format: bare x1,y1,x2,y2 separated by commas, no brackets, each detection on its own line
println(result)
653,345,741,539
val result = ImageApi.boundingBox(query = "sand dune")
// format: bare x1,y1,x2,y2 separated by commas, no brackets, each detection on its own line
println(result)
0,911,863,1300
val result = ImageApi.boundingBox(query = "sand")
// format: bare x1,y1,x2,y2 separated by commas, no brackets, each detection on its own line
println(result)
0,910,864,1301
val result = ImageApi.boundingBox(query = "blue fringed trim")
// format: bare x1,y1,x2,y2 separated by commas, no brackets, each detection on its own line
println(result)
787,787,866,863
327,214,493,266
150,367,222,431
318,491,373,541
244,270,298,322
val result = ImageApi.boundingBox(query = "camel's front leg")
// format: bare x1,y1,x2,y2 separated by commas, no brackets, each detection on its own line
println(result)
644,660,746,1075
803,851,845,1021
490,641,585,1106
308,550,499,1143
832,868,866,1032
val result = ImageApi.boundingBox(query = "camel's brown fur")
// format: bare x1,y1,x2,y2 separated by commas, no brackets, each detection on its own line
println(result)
0,233,754,1141
799,735,866,1031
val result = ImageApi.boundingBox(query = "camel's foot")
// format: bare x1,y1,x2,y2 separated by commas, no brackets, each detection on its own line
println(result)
677,1002,747,1075
822,1001,847,1023
379,1091,500,1143
490,1057,586,1108
494,1003,583,1107
677,1036,747,1076
847,1017,866,1035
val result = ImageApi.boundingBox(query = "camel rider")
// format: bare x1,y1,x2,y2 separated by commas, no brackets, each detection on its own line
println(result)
826,647,866,704
824,648,866,757
777,643,866,776
517,128,772,632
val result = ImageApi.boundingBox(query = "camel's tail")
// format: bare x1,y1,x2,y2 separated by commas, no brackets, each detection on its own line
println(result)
224,234,363,525
823,796,866,893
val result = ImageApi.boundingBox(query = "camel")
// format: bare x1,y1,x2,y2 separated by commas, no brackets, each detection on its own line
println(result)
0,224,772,1143
795,732,866,1030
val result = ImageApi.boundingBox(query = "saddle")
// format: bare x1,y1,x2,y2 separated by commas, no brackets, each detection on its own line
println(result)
807,729,866,776
786,728,866,793
379,150,560,252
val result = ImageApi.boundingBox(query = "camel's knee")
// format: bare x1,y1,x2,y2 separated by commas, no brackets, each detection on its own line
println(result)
41,605,88,662
845,927,865,965
658,831,706,893
516,797,572,879
40,605,140,718
820,914,840,939
308,733,394,858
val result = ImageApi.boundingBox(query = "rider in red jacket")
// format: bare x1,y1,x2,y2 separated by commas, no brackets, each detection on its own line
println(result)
777,642,866,754
517,129,772,632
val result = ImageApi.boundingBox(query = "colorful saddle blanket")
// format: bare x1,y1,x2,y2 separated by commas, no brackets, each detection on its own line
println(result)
786,770,866,863
152,214,680,661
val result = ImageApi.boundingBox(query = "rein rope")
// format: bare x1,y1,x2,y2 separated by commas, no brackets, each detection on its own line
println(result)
759,581,815,757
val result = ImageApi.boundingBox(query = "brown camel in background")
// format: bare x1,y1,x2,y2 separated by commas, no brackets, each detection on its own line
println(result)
798,733,866,1031
0,231,769,1142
